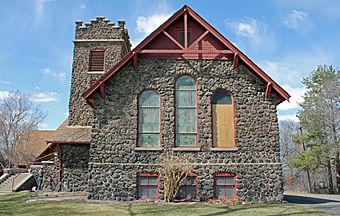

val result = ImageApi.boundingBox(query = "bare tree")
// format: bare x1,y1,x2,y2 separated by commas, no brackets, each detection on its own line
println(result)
158,152,193,202
0,90,46,168
280,120,299,170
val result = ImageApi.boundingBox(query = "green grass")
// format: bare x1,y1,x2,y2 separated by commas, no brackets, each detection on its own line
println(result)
0,192,328,216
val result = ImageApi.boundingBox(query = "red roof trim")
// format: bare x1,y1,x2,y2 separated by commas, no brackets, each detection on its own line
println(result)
82,5,290,103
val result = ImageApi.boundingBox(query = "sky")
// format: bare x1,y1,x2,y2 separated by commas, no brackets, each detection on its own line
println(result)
0,0,340,130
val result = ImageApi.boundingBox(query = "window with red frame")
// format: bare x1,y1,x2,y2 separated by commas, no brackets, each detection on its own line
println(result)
138,90,161,147
214,173,236,199
137,174,159,199
175,75,197,147
89,49,105,71
176,175,197,200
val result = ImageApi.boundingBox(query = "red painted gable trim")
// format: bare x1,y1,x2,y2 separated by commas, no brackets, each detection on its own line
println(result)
82,5,290,105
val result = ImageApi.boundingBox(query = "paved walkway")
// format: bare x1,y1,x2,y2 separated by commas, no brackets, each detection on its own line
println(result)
284,191,340,216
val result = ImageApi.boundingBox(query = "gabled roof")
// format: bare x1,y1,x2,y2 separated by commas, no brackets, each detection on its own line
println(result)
46,119,91,144
13,130,55,166
83,5,290,105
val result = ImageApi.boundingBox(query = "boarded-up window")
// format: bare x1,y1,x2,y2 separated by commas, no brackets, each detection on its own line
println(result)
212,90,235,148
138,90,161,147
89,49,105,71
214,173,236,199
175,75,197,147
137,173,159,199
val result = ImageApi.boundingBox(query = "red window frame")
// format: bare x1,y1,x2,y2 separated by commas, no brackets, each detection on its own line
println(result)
137,89,162,148
174,74,198,147
137,173,160,200
213,173,236,200
89,48,105,71
176,173,198,200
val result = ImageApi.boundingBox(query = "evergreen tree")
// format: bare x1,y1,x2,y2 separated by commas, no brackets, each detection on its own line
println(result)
289,65,339,193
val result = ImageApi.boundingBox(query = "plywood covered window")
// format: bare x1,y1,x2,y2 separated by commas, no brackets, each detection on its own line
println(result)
214,173,236,199
138,90,161,147
175,75,197,147
137,173,159,199
89,49,105,71
212,90,235,148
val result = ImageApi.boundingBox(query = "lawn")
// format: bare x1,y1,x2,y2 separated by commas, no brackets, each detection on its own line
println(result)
0,192,328,216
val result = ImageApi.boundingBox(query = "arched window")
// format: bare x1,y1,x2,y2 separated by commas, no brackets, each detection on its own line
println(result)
175,75,197,147
212,90,235,148
138,90,160,147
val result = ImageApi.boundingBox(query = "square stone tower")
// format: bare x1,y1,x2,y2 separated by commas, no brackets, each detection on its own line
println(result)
68,17,131,126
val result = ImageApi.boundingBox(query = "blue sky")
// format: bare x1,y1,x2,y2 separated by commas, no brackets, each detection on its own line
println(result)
1,0,340,129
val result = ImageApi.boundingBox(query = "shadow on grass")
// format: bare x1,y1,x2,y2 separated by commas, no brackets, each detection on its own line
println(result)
200,204,275,216
284,195,340,204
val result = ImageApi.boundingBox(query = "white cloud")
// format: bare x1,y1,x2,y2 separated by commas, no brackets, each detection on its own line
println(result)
0,91,11,100
226,17,278,55
132,12,172,48
278,84,306,110
30,92,59,103
43,67,66,82
278,114,299,122
79,4,86,10
232,18,258,38
136,13,172,35
283,10,311,33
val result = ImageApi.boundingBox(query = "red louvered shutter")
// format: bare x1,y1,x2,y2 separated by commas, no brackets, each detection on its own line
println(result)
89,49,105,71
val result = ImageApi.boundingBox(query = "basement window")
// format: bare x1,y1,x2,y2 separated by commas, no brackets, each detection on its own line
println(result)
176,174,197,200
214,173,236,199
89,48,105,72
137,173,159,200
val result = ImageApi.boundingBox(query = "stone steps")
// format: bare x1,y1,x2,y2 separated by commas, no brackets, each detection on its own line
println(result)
0,173,31,192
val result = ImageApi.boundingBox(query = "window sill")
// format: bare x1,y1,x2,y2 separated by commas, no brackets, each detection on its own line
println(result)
87,71,105,74
211,147,238,152
135,147,163,151
172,147,200,152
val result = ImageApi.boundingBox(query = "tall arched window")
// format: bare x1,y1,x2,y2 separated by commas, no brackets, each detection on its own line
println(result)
138,90,161,147
212,90,235,148
175,75,197,147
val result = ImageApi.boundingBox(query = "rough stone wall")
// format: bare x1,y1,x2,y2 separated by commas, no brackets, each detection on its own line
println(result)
30,165,42,181
60,144,90,192
69,17,131,126
88,59,283,203
42,157,59,192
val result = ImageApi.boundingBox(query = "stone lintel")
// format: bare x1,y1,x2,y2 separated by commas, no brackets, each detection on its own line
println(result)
87,71,105,75
210,147,238,152
73,39,126,43
135,147,163,151
172,147,200,152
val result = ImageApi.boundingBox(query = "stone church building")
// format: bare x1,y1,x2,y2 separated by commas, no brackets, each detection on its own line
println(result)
17,5,290,203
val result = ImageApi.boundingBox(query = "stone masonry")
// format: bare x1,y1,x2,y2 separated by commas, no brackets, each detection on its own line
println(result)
68,17,131,126
88,58,283,203
59,144,90,192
